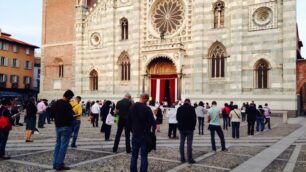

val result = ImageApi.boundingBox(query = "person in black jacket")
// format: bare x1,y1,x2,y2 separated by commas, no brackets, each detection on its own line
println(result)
50,90,74,171
128,93,156,172
0,99,13,160
24,98,37,143
176,99,197,164
247,103,257,135
113,93,132,153
100,100,113,141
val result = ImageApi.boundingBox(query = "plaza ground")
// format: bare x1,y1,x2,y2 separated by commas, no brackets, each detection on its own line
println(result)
1,116,306,172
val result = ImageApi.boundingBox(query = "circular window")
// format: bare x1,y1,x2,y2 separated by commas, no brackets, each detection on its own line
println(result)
253,7,272,26
90,32,101,46
151,0,185,36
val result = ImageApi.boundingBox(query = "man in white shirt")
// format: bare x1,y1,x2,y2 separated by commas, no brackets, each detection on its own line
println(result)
37,99,47,128
91,100,100,127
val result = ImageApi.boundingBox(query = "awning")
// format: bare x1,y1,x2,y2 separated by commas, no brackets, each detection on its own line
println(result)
0,92,22,97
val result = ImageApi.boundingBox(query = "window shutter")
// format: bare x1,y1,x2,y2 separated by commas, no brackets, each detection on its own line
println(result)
24,61,27,69
4,57,8,66
10,75,13,83
29,62,32,69
5,75,8,82
23,76,26,84
17,76,19,83
17,59,20,67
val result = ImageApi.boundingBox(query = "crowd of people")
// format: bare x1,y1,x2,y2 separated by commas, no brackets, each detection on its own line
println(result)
0,91,273,171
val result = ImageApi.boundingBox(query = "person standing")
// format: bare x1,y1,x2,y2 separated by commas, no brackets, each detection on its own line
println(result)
195,101,206,135
177,99,197,164
113,93,132,153
155,104,163,132
128,93,156,172
100,100,113,141
50,90,74,171
247,103,257,135
91,101,100,128
241,103,246,122
208,101,227,152
167,104,178,139
0,99,13,160
37,99,47,128
256,105,265,132
229,105,241,139
263,103,272,130
24,98,37,143
70,96,82,148
222,103,230,130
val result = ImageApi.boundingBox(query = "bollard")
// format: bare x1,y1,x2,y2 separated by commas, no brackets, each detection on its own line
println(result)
283,111,288,124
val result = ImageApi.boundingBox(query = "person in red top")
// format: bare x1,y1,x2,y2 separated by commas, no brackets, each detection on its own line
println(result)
222,103,230,130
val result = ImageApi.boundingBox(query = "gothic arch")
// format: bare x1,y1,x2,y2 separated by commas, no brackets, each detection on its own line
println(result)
213,0,225,28
89,69,98,91
254,59,271,89
120,18,128,40
208,41,227,78
118,51,130,81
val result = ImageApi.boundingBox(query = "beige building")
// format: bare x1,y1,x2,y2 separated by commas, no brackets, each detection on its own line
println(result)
40,0,297,114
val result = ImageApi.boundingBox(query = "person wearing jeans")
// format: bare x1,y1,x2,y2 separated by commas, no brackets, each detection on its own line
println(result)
91,101,100,128
222,104,230,130
177,99,197,164
0,99,13,160
128,93,156,172
263,103,271,130
229,105,241,139
195,101,206,135
208,101,227,151
256,105,265,132
70,96,82,148
167,104,178,139
51,90,75,171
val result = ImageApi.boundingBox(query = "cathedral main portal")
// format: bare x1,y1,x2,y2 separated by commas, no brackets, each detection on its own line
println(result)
147,57,177,106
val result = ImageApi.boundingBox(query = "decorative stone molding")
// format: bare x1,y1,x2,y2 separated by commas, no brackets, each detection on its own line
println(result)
88,31,103,48
249,2,277,31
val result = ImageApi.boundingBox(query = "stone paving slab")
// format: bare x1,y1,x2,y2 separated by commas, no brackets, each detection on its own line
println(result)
197,152,247,169
6,149,46,157
74,154,180,172
14,149,110,166
262,159,287,172
227,146,266,156
278,145,295,160
293,162,306,172
178,165,229,172
297,150,306,161
0,161,49,172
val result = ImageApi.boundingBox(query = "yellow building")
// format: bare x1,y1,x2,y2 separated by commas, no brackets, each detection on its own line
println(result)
0,30,39,98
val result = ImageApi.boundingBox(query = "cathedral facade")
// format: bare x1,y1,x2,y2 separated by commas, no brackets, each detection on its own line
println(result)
40,0,297,113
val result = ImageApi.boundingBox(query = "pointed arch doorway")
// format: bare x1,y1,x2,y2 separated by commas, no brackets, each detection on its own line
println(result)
147,57,177,106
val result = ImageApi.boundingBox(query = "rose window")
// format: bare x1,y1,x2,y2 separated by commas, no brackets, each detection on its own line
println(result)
253,7,272,26
151,0,185,36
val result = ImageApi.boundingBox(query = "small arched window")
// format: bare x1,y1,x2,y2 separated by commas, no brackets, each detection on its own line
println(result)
213,0,225,28
53,58,64,78
208,42,226,78
120,18,128,40
89,70,98,91
118,51,131,81
255,59,270,89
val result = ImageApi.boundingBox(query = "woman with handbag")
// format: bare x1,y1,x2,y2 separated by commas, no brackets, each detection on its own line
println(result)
101,100,114,141
0,99,13,160
24,98,37,143
229,105,241,139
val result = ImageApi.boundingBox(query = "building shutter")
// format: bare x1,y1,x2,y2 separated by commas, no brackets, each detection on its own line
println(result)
29,62,32,69
16,59,20,68
10,75,13,83
4,57,8,66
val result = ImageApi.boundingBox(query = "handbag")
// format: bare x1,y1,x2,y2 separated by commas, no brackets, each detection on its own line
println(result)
0,109,12,131
105,109,115,125
144,132,156,153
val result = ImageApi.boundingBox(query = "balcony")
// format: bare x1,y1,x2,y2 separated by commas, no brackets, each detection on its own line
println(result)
24,84,31,89
0,82,6,88
11,83,18,89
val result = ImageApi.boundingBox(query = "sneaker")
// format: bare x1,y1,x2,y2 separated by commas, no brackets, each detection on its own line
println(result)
34,131,40,135
55,166,71,171
0,156,11,160
222,148,228,152
188,159,196,164
180,159,186,163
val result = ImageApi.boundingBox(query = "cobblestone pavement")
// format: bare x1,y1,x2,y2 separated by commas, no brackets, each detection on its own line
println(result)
0,116,305,172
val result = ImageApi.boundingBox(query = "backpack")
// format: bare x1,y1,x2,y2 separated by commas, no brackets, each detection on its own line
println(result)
222,108,228,116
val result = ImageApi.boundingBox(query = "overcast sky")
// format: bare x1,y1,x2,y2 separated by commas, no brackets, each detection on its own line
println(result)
0,0,305,57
